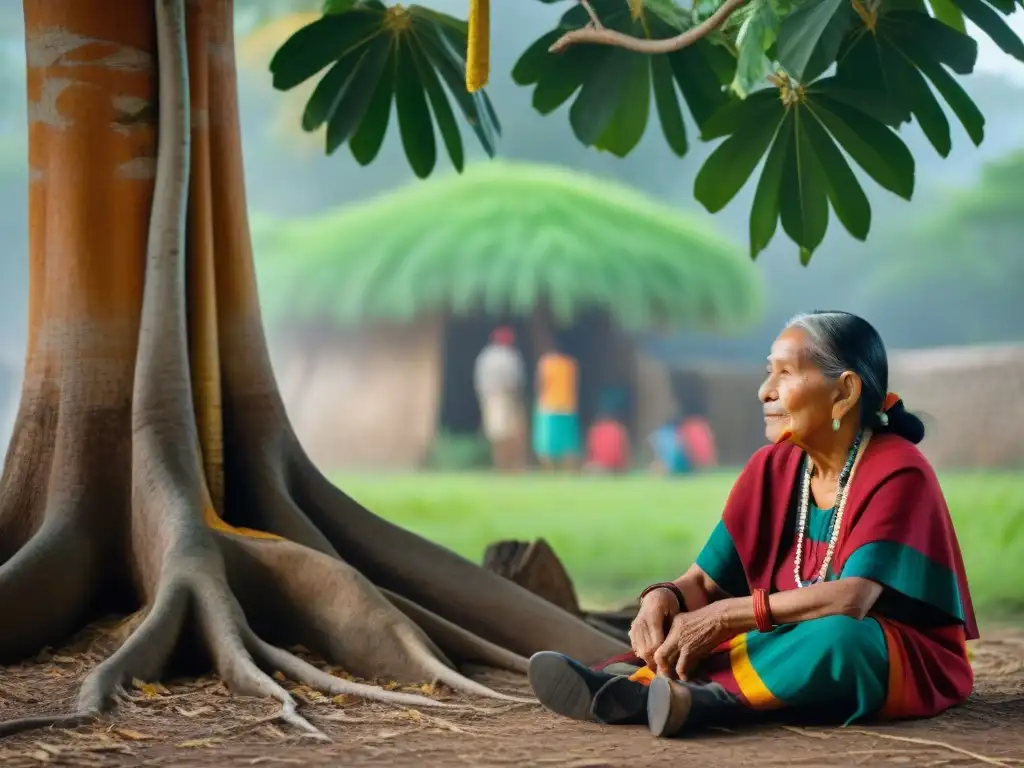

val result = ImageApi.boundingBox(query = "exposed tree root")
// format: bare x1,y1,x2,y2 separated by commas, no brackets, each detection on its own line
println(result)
382,589,530,674
0,520,99,662
288,451,627,664
0,713,97,739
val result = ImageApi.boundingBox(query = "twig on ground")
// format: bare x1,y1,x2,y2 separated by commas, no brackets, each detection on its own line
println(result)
549,0,749,54
784,725,1010,768
845,729,1011,767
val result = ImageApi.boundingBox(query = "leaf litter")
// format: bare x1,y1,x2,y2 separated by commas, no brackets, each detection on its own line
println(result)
0,623,1023,767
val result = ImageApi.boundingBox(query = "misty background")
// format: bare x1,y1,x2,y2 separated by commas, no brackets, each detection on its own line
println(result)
1,2,1023,446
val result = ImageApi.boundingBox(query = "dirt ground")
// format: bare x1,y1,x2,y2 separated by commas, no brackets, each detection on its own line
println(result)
1,622,1023,768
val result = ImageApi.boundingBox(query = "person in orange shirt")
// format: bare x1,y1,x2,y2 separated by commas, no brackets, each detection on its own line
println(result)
533,347,580,470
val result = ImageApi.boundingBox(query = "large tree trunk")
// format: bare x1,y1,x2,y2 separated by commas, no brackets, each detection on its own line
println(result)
0,0,624,737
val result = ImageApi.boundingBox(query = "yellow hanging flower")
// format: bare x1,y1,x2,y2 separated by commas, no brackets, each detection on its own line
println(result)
466,0,490,92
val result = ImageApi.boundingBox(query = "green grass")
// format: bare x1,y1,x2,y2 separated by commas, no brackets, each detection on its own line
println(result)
333,471,1024,620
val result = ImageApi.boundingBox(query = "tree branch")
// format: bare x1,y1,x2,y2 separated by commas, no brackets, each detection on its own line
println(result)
549,0,749,55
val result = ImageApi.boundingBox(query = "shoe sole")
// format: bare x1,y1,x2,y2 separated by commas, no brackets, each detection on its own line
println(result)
528,651,595,722
647,677,692,738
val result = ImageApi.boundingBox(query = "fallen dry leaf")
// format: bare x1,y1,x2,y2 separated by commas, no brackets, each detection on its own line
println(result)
112,727,153,741
177,738,219,748
132,678,170,698
175,705,214,718
50,656,76,665
27,749,51,762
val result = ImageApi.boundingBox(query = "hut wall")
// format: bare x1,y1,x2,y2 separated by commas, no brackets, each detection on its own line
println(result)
270,319,443,470
669,343,1024,470
634,352,675,464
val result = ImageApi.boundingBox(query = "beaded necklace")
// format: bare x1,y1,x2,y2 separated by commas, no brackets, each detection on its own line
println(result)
793,429,871,588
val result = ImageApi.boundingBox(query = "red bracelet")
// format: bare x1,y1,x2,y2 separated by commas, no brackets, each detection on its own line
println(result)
639,582,687,613
752,588,774,633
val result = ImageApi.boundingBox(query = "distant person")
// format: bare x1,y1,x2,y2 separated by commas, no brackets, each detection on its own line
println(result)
678,414,719,469
533,346,580,470
648,416,691,476
474,326,526,472
585,411,631,474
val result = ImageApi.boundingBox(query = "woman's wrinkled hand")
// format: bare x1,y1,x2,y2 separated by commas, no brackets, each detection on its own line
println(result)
653,605,731,680
629,588,680,669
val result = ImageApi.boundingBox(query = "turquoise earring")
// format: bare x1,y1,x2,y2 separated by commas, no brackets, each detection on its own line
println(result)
831,418,841,432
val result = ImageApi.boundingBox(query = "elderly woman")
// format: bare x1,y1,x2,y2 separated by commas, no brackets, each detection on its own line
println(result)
528,311,976,737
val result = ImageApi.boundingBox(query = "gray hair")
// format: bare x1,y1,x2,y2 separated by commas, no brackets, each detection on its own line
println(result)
783,311,925,443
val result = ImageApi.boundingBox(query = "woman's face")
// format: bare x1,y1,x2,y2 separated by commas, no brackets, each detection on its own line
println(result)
758,328,851,445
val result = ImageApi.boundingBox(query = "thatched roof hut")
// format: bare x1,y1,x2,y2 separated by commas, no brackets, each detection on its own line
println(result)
255,161,762,469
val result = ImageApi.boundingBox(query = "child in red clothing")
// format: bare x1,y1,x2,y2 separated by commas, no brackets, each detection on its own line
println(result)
585,417,631,474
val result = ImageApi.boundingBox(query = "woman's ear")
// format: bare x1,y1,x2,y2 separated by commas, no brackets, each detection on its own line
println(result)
833,372,863,420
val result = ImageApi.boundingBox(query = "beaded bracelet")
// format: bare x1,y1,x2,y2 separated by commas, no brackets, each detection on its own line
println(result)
638,582,687,613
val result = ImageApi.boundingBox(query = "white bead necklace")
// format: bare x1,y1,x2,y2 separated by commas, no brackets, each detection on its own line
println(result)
793,431,872,588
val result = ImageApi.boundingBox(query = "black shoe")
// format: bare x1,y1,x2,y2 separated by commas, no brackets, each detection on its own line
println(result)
647,677,694,738
528,651,617,722
590,675,650,725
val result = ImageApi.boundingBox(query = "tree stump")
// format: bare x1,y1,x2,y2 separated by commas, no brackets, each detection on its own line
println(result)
483,539,582,616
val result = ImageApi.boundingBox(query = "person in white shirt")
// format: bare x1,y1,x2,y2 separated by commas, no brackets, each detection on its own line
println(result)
474,326,526,472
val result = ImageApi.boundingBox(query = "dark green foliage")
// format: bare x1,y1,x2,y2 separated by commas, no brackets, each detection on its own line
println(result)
513,0,733,157
269,0,500,177
270,0,1024,263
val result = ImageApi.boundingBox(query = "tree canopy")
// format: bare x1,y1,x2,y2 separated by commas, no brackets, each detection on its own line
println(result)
254,160,762,331
268,0,1024,264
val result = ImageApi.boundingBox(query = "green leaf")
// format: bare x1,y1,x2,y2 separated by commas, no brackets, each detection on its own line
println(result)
808,78,905,126
701,89,781,140
731,0,779,97
886,11,977,74
909,51,985,145
881,44,951,156
950,0,1024,61
594,52,651,157
644,0,695,30
834,32,913,126
531,47,598,115
668,41,732,128
926,0,966,33
322,38,391,153
410,38,465,171
808,95,915,199
325,0,359,12
780,112,829,257
511,30,563,86
651,54,688,156
349,46,395,166
694,99,785,213
417,24,500,156
749,111,793,258
776,0,849,82
801,109,871,240
395,40,436,179
570,47,635,146
270,10,381,90
893,27,984,144
302,46,366,132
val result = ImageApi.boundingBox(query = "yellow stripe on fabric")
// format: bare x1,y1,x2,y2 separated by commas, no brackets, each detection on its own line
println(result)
628,666,655,685
728,633,782,709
